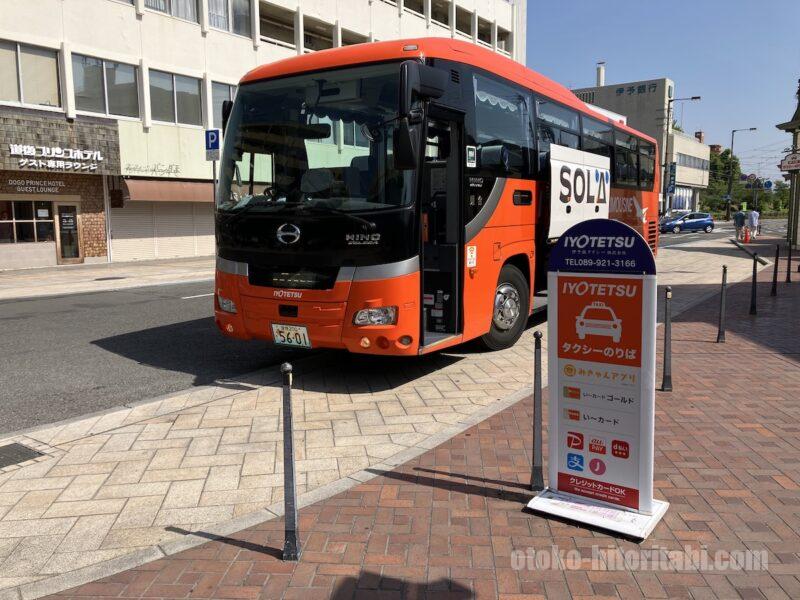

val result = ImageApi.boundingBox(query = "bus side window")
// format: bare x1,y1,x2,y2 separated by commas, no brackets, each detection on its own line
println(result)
613,131,639,187
582,116,614,161
534,97,580,174
472,73,532,178
638,140,656,191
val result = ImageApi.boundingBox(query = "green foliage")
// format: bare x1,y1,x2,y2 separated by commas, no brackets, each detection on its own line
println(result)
698,149,788,216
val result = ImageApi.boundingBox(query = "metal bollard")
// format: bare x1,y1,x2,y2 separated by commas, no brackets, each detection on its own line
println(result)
281,363,301,561
531,331,544,492
749,254,758,316
660,287,673,392
716,265,727,343
771,245,780,297
788,245,793,283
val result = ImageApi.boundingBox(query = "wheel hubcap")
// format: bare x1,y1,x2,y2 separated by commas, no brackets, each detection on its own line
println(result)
493,283,521,330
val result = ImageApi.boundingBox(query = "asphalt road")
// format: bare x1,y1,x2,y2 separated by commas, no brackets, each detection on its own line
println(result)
1,217,787,435
656,218,786,248
0,281,297,434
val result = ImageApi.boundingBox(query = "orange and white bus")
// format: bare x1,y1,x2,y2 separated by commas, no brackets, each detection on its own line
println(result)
214,38,659,355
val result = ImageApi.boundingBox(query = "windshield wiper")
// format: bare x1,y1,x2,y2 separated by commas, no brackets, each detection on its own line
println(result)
220,197,279,224
299,205,376,231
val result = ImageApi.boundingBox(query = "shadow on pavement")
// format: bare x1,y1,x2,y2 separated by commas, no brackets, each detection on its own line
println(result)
331,573,473,599
413,466,532,491
364,467,531,504
164,526,283,560
92,317,295,387
93,317,467,394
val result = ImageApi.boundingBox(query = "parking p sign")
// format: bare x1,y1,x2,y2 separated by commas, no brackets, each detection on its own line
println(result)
205,129,221,161
527,218,669,540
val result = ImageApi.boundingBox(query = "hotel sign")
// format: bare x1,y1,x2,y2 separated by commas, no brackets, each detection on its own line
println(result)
9,144,104,172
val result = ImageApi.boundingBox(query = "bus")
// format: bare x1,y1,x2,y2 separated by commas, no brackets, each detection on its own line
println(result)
213,38,659,356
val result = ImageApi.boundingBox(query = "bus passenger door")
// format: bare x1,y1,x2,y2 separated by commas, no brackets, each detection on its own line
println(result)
420,107,463,349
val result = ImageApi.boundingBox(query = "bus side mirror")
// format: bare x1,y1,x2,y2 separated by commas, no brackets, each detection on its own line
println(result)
399,61,447,117
393,118,418,170
222,100,234,135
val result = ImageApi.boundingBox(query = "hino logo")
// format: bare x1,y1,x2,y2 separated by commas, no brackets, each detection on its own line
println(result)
273,290,302,299
276,223,301,245
346,233,381,246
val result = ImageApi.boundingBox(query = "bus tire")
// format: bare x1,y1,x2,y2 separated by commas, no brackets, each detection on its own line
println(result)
480,264,529,351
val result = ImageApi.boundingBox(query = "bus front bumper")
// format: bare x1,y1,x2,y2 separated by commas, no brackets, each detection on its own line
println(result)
214,260,421,356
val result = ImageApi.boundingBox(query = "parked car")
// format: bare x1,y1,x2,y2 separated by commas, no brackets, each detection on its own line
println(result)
659,212,714,234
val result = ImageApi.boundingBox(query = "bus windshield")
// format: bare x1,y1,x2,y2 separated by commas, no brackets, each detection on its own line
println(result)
217,63,413,215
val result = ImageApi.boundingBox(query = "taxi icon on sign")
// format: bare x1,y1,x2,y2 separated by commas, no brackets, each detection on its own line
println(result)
576,301,622,344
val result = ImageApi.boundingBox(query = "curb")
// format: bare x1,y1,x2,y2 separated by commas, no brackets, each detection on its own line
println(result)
0,276,214,304
730,239,770,265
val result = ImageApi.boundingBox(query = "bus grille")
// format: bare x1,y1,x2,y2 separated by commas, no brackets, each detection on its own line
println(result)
647,221,658,251
248,266,339,290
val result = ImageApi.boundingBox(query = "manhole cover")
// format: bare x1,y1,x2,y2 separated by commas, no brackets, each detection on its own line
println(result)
94,276,127,281
0,443,44,469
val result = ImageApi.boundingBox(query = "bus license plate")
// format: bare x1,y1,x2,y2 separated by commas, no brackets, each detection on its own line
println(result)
271,324,311,348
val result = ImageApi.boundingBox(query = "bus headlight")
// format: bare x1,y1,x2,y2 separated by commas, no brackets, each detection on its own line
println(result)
217,293,237,314
353,306,397,326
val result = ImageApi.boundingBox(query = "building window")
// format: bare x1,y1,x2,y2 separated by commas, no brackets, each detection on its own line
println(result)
0,40,61,108
212,82,235,128
404,0,423,16
145,0,199,23
209,0,251,36
455,6,471,37
0,201,55,244
259,3,296,49
497,27,512,54
477,17,491,46
430,0,450,27
677,153,709,171
73,54,139,118
149,70,202,125
303,16,333,52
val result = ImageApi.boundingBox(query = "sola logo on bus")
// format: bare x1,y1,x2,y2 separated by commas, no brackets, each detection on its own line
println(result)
559,166,610,205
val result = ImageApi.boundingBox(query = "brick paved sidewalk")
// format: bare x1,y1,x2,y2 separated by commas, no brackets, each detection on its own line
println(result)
46,241,800,599
0,256,213,301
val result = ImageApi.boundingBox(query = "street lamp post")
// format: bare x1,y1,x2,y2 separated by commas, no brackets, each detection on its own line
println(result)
662,96,701,215
725,127,757,220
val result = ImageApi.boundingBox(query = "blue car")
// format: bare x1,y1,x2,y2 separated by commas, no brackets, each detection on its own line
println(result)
660,212,715,234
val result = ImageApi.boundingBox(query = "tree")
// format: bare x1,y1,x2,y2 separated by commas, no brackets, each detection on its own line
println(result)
671,120,684,133
699,149,746,214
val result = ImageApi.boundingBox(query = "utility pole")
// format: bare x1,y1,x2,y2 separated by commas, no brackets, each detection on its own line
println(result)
662,96,701,215
725,127,757,220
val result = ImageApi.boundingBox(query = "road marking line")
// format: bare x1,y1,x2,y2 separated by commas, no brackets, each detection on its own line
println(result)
181,293,214,299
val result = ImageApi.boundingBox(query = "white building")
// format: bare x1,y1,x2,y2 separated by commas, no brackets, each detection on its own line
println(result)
0,0,524,268
574,65,710,214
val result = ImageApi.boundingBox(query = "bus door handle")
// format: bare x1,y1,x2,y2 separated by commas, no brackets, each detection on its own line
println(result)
513,190,532,206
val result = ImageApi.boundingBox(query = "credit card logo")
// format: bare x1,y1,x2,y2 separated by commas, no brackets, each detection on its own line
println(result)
564,386,580,400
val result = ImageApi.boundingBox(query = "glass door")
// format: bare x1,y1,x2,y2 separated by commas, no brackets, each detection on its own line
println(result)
55,204,82,263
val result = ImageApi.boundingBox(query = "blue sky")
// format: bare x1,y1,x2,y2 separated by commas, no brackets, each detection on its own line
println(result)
525,0,800,180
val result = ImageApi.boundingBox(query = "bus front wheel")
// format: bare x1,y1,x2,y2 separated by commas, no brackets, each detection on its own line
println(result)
480,264,529,351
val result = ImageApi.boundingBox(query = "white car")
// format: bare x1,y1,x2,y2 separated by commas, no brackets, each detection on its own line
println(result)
576,301,622,343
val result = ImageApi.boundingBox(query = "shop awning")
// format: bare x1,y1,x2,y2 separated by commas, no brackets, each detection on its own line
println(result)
124,179,214,203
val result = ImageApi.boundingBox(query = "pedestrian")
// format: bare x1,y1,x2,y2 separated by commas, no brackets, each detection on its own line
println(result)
748,209,760,240
733,207,746,241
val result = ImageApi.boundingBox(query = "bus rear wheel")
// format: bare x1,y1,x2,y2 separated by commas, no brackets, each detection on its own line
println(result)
480,264,529,351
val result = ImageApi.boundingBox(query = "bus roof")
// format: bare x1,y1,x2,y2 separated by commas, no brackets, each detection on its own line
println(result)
240,38,657,146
